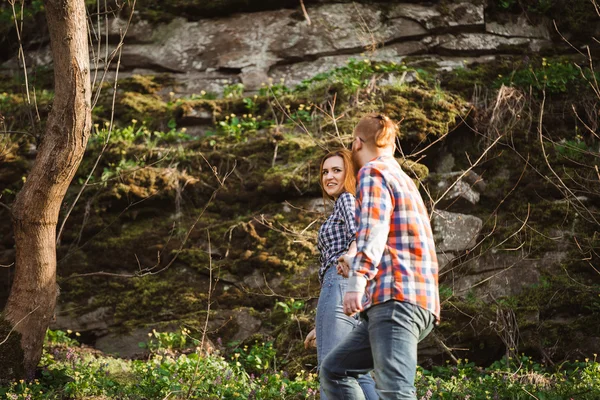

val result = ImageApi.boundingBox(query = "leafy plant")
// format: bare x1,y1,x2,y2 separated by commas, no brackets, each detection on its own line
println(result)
554,137,593,162
140,327,199,353
243,96,260,114
217,113,271,142
230,341,278,375
90,119,190,147
294,58,413,94
495,58,599,94
0,0,44,24
259,82,291,97
275,298,305,318
497,0,517,9
97,158,141,185
185,90,218,100
2,330,599,399
416,355,600,400
223,82,245,98
288,103,313,123
45,329,80,346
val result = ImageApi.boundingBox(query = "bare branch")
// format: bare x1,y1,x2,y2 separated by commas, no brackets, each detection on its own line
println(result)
299,0,311,25
0,305,40,346
552,20,586,57
537,90,600,226
431,134,504,216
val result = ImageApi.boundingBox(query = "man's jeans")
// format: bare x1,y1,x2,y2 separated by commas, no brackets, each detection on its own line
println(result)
316,266,377,400
320,300,435,400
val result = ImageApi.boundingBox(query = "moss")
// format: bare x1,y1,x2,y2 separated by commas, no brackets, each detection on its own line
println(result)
0,90,54,132
0,317,25,382
398,159,429,181
174,99,222,124
260,163,319,196
105,166,195,200
381,85,467,141
507,273,600,356
436,257,600,362
119,92,170,125
253,134,324,196
441,58,516,97
108,269,212,328
117,74,175,95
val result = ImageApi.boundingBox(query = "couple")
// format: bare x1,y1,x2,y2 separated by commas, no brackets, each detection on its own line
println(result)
305,113,440,400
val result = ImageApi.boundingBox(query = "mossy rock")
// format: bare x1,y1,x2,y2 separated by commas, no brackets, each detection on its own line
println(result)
107,166,196,200
398,158,429,181
117,74,175,95
260,162,320,196
175,99,222,125
381,85,468,141
119,92,170,125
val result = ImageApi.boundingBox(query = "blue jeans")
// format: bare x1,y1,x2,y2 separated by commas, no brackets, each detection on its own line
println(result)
320,300,435,400
316,266,377,400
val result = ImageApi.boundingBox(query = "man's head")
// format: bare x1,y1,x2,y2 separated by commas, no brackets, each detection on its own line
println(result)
351,113,398,169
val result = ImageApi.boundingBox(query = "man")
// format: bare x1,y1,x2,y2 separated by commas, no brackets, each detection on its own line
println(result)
320,113,440,400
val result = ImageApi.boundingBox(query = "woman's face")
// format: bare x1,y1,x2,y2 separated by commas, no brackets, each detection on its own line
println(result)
322,155,346,198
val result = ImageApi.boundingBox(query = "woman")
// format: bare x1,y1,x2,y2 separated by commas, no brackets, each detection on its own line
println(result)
304,149,377,400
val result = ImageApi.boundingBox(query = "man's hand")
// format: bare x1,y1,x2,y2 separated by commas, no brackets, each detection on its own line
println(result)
343,291,363,317
304,328,317,349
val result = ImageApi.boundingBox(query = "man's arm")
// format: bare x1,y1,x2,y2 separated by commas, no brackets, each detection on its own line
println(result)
345,166,393,295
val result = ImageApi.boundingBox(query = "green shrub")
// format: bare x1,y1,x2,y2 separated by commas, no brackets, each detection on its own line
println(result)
229,340,278,375
210,113,273,142
495,58,599,94
1,330,599,399
294,58,416,94
416,355,600,399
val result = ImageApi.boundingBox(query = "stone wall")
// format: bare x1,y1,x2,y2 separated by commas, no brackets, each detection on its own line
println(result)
3,2,557,95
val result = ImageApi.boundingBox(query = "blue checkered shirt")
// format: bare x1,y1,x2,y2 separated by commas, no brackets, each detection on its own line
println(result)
318,192,357,283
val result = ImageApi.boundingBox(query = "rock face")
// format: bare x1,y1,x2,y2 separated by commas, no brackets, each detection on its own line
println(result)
3,2,555,95
449,250,556,300
429,170,486,209
431,210,483,272
432,210,483,253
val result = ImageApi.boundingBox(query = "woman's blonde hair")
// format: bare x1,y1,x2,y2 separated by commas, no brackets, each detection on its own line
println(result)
319,149,356,200
355,113,398,148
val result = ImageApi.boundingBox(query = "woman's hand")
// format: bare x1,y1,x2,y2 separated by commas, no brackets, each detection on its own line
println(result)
337,241,356,277
337,257,350,277
304,328,317,349
337,254,354,278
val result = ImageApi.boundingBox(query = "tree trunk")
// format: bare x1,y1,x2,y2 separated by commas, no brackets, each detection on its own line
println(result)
0,0,91,380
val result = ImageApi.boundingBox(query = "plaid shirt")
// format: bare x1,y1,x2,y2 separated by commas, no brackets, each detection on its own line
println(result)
347,156,440,321
318,192,357,283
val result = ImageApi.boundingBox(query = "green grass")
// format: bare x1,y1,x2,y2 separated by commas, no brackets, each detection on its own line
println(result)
1,330,598,399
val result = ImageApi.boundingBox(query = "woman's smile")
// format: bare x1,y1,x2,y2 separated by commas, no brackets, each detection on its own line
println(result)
322,155,346,198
